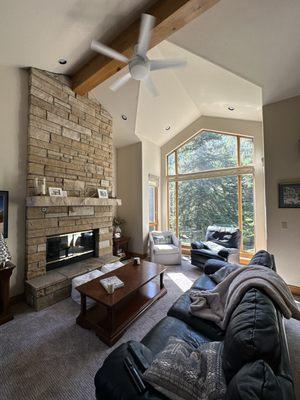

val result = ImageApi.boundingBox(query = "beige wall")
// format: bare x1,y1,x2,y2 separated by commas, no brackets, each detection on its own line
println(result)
0,66,28,296
116,139,161,255
142,139,161,252
263,96,300,286
116,142,144,254
161,115,267,251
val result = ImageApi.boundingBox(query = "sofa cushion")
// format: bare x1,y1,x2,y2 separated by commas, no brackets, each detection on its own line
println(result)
94,341,165,400
191,274,217,291
223,288,281,383
143,338,226,400
141,316,211,356
168,291,224,341
209,264,241,284
226,360,283,400
153,244,179,254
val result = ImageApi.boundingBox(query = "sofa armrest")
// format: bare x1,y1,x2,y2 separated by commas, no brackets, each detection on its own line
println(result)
204,259,230,275
171,233,180,248
191,241,206,250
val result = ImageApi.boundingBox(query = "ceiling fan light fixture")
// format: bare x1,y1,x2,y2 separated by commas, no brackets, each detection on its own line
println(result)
90,13,187,96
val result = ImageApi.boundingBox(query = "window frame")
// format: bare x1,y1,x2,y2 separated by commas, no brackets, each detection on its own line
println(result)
166,129,255,256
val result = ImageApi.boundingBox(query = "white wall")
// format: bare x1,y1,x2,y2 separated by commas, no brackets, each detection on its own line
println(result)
161,115,267,251
263,96,300,286
0,66,28,296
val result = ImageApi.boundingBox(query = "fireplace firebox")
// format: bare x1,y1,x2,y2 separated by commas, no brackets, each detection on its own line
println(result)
46,230,98,271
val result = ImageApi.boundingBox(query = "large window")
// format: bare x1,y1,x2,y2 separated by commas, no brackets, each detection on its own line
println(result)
167,130,255,255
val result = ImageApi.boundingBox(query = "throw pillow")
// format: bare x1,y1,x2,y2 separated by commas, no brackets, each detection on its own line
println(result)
153,234,173,245
226,360,283,400
203,241,226,254
143,337,226,400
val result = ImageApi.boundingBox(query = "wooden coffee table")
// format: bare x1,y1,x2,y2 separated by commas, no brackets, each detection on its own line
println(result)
76,260,167,346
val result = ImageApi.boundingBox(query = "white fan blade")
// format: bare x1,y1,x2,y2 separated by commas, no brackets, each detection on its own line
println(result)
109,73,132,92
136,14,155,57
150,59,187,71
91,40,129,63
143,76,158,97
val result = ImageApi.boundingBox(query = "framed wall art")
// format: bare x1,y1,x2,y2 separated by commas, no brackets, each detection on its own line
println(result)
279,183,300,208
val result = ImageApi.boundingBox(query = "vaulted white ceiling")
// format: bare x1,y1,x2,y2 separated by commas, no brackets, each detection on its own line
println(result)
1,0,300,147
92,40,262,147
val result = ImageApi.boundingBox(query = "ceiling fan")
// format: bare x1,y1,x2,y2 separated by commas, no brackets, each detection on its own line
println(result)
90,13,187,96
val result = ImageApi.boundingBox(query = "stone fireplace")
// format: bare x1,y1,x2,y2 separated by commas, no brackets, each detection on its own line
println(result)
25,68,120,310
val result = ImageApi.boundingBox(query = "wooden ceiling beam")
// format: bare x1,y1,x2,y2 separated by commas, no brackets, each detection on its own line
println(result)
71,0,220,95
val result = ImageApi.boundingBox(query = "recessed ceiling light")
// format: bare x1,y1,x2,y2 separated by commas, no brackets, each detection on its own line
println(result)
228,106,235,111
58,59,67,65
165,126,171,131
121,114,127,121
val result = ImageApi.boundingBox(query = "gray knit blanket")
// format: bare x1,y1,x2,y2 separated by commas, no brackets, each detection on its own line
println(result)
189,266,300,330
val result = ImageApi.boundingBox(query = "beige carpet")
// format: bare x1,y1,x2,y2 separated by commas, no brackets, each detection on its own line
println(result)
0,261,299,400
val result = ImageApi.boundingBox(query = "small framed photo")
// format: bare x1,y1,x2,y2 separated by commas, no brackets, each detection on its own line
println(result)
49,187,63,197
279,183,300,208
98,189,108,198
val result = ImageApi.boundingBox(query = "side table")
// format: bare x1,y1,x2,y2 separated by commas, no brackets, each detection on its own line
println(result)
0,262,15,326
113,236,131,260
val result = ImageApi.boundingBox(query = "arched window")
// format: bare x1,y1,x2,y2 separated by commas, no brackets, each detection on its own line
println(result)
167,130,255,256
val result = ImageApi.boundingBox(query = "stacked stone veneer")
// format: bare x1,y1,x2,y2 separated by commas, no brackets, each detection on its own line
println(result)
26,68,114,283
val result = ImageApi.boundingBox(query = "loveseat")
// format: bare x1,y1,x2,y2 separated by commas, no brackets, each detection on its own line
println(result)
94,251,295,399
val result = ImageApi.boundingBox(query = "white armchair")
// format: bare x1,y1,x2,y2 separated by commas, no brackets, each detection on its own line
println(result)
149,231,182,265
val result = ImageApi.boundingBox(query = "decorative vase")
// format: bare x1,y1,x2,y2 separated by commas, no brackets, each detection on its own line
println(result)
114,226,122,239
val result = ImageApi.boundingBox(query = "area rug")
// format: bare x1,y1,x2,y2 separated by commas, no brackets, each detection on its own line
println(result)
0,261,200,400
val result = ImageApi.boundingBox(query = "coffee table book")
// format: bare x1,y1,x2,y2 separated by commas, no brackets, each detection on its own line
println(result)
100,276,124,292
76,260,167,346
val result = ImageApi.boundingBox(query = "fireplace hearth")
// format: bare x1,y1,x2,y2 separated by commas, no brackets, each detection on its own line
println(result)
46,229,98,271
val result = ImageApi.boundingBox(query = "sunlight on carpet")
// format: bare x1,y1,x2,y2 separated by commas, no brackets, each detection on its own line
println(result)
166,272,194,292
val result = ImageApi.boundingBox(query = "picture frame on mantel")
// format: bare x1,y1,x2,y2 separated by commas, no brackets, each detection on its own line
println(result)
98,189,108,199
0,191,9,238
49,187,63,197
279,183,300,208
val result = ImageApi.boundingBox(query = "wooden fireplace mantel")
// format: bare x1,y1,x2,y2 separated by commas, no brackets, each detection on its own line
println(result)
26,196,122,208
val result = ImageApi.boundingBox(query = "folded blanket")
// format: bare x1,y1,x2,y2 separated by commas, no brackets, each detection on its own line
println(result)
189,265,300,330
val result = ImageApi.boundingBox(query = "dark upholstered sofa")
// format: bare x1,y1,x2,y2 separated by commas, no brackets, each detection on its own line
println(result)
94,251,295,400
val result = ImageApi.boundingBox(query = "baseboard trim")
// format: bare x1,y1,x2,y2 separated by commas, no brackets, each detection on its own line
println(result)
10,293,25,305
288,285,300,296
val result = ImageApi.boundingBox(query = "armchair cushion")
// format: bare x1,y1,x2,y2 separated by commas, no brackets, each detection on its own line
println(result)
153,244,179,255
152,234,173,245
